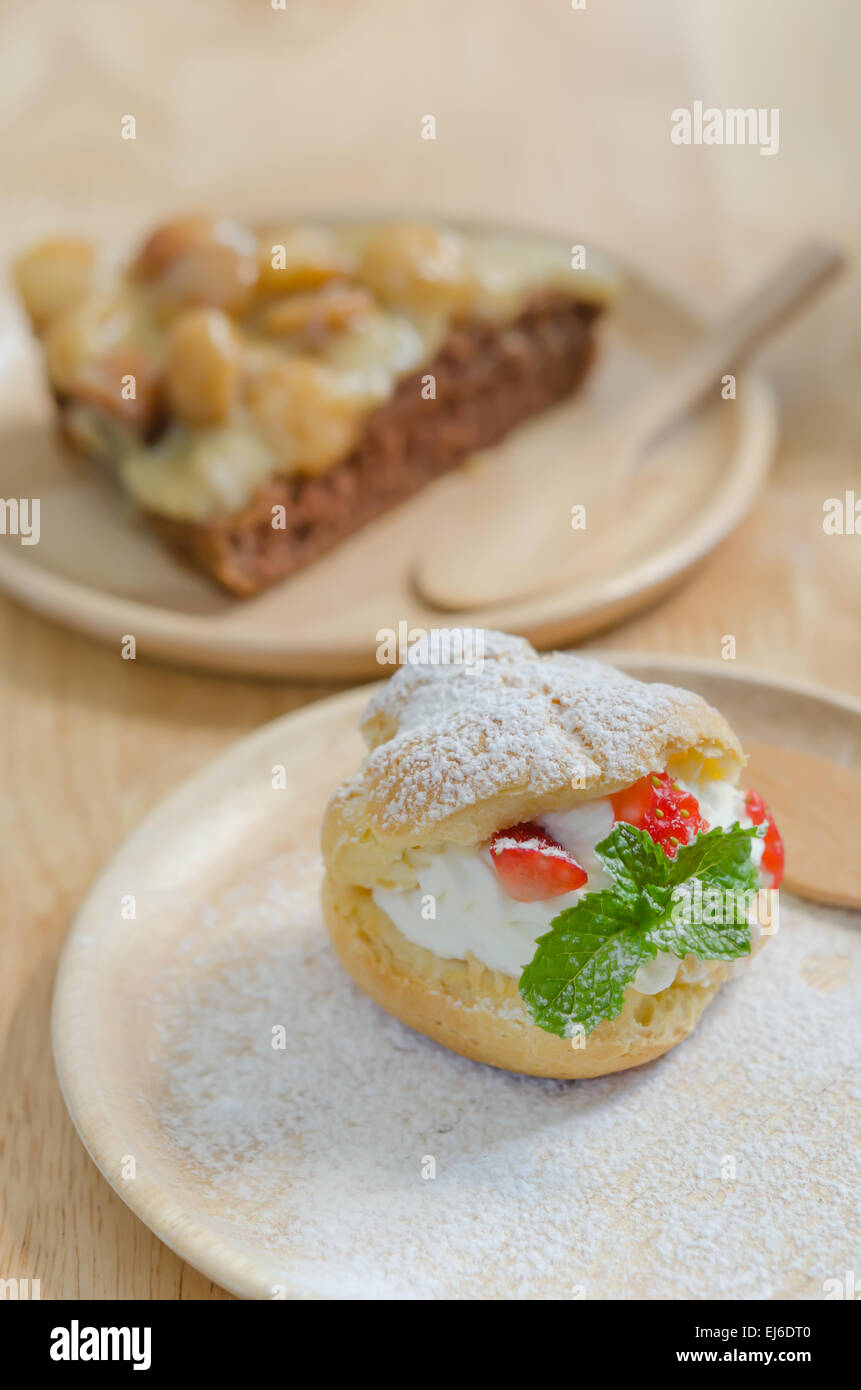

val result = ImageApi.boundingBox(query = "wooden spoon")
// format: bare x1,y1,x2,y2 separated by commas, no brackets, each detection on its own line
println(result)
745,743,861,909
415,242,845,612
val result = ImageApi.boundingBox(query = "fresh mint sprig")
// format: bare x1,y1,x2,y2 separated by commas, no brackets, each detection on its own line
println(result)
519,822,762,1038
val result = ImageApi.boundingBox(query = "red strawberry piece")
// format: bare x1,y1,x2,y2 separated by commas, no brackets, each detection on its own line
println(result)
610,770,707,859
745,789,785,888
489,822,588,903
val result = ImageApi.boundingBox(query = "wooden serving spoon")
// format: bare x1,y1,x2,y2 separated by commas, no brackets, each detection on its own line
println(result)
414,241,845,612
745,743,861,909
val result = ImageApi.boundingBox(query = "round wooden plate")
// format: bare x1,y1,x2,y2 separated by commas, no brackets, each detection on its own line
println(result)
0,229,776,679
52,657,860,1300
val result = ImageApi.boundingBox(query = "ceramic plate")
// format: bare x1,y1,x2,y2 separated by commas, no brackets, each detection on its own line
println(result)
52,657,860,1299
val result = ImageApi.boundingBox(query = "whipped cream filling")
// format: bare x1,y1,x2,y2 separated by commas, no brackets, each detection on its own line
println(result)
372,776,764,995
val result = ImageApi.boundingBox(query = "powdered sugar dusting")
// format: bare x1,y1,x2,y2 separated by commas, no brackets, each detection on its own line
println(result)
360,629,535,749
150,851,861,1300
350,630,740,834
357,697,602,830
489,835,571,859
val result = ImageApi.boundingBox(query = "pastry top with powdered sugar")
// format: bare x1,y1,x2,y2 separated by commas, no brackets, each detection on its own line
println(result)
322,630,743,888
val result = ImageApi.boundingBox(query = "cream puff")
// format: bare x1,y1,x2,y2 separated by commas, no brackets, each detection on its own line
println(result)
321,631,783,1079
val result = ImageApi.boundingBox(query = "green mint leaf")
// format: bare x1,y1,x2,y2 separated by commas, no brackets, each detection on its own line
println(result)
519,820,761,1039
519,891,657,1037
595,821,672,915
649,823,761,960
648,885,752,961
669,821,761,891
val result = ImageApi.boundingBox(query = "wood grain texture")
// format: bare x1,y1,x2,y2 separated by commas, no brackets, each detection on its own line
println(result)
49,669,861,1300
745,744,861,908
416,241,840,610
1,0,859,1298
0,255,778,675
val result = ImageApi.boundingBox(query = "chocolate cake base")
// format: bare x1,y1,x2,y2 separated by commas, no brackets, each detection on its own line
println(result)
147,293,601,596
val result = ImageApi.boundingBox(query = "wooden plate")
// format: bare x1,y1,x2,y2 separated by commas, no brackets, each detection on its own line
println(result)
52,658,861,1300
0,228,776,679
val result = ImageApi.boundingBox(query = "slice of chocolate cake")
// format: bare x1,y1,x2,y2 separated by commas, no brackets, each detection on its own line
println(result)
14,218,616,596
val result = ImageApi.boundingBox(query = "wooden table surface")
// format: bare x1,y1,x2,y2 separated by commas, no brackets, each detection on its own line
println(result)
1,0,859,1299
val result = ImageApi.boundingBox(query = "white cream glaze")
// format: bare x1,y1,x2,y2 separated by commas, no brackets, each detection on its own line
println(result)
373,843,585,977
120,424,276,523
111,223,617,521
372,776,762,994
679,775,764,867
465,232,615,319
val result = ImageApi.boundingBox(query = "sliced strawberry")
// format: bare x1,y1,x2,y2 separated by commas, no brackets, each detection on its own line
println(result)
610,770,707,859
607,777,653,829
489,822,588,903
745,789,785,888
